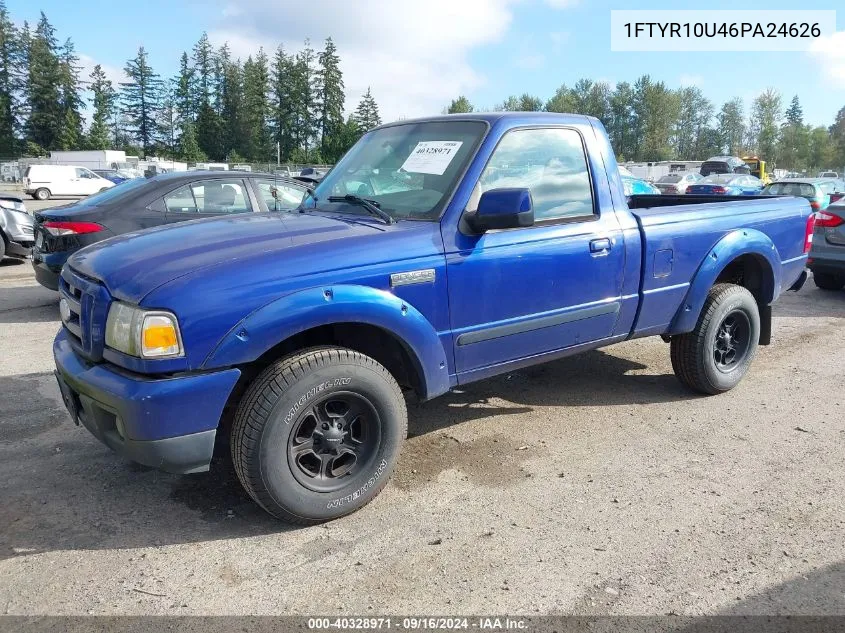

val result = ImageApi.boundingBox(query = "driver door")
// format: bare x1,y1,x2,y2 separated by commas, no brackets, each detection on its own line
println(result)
446,126,625,379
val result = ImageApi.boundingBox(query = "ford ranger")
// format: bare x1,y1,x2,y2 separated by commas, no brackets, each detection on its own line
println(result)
52,113,812,523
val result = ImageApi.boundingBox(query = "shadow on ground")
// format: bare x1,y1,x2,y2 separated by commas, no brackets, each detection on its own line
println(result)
0,346,699,558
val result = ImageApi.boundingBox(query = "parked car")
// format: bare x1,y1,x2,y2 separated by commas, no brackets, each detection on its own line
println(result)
686,174,764,196
818,171,839,179
762,178,836,212
23,165,115,200
618,166,661,195
654,172,702,194
31,171,309,290
700,156,751,176
93,169,130,185
0,194,34,261
51,112,811,523
808,201,845,290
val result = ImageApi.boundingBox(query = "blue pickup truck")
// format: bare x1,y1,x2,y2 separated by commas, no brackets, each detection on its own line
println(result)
52,113,812,523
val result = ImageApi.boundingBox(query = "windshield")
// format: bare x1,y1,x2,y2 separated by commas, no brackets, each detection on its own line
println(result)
313,120,487,221
658,174,682,183
78,177,149,205
763,182,817,197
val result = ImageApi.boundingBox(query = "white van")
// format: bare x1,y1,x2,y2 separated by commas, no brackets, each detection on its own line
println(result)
23,165,115,200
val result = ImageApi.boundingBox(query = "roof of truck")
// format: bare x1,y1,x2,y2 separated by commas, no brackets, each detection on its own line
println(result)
373,111,593,130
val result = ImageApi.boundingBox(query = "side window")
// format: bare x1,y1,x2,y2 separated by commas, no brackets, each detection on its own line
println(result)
75,168,90,179
473,128,594,222
164,185,198,213
253,178,306,211
187,180,251,214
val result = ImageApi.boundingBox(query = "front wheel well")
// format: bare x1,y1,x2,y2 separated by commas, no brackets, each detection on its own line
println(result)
219,323,424,432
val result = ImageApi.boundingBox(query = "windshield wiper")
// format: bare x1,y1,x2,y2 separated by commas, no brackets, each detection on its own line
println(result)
327,195,394,225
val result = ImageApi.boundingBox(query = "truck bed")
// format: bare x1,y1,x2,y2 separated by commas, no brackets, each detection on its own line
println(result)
624,195,811,339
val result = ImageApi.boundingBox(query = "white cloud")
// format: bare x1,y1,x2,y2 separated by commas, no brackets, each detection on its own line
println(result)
679,74,703,88
809,30,845,86
207,0,578,121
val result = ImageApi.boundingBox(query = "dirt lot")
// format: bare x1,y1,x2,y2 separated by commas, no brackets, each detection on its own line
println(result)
0,240,844,616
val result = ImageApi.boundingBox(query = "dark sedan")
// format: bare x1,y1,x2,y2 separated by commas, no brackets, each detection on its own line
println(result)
32,171,309,290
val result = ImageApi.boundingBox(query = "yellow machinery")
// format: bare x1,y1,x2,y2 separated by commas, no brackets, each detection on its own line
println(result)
742,156,771,184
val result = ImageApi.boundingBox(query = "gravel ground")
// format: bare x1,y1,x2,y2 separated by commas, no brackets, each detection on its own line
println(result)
0,242,843,616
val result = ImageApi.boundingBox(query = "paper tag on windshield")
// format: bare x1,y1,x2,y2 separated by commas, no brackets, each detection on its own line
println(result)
400,141,464,175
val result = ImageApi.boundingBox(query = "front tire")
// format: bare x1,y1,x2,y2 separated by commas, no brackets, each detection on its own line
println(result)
231,347,407,524
671,284,760,395
812,271,845,291
34,188,50,201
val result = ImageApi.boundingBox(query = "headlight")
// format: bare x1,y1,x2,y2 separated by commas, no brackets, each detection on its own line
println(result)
0,199,27,214
105,301,184,359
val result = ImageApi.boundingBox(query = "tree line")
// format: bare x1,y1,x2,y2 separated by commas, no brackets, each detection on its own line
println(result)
447,79,845,173
0,1,383,163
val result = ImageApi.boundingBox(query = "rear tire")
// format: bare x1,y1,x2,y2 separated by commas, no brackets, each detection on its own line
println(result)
34,188,50,201
812,271,845,291
231,346,407,524
671,283,760,395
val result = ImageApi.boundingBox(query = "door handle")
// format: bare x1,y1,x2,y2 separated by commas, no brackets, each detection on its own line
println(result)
590,238,612,253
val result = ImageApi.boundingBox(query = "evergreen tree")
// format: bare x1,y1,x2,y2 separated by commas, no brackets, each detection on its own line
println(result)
220,52,243,158
807,126,834,173
0,0,19,154
120,46,162,156
353,87,381,131
316,37,344,161
718,98,745,155
241,49,271,161
25,13,63,150
192,32,214,107
56,37,83,150
157,82,177,157
193,33,222,158
270,45,295,160
779,95,808,170
290,40,317,158
446,96,473,114
176,121,205,162
88,64,116,150
174,51,196,124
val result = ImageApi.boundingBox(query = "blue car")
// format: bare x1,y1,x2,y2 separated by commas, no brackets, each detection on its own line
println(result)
687,174,763,196
93,169,129,185
619,166,661,195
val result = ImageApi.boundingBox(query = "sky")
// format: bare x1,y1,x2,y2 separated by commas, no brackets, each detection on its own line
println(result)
6,0,845,128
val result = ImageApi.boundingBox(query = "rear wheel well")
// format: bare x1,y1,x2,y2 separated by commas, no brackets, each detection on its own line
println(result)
713,254,773,344
714,254,772,304
219,323,423,432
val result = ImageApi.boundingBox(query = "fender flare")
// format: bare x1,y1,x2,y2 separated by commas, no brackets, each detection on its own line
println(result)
202,284,451,400
669,228,781,335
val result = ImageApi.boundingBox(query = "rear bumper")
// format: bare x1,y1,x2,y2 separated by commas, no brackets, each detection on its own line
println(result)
31,250,68,290
53,330,241,474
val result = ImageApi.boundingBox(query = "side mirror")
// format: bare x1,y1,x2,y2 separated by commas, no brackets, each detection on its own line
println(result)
466,188,534,234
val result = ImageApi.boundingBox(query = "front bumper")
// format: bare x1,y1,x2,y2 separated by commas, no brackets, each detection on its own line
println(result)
53,330,241,474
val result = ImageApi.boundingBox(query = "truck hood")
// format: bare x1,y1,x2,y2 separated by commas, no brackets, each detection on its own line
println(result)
68,212,391,303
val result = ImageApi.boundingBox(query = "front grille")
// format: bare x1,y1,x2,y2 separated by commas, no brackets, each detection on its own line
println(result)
59,267,111,362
